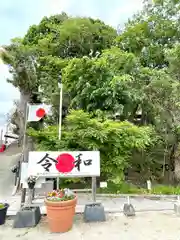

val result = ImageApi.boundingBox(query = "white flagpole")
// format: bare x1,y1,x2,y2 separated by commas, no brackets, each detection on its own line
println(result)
5,123,9,144
58,83,63,140
57,82,63,190
22,103,29,154
0,129,3,145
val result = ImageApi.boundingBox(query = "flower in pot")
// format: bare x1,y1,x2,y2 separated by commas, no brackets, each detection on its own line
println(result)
11,165,18,173
26,176,38,206
27,176,38,189
45,188,77,233
0,203,9,225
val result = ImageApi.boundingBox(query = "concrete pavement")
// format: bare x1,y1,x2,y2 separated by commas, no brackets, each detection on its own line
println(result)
1,193,176,216
1,211,180,240
0,143,21,198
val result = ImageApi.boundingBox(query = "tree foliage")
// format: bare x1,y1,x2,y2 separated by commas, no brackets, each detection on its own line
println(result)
1,38,39,96
115,0,180,69
28,110,155,182
24,15,117,58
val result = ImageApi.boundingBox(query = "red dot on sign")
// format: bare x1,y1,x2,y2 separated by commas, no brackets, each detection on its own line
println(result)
56,153,75,173
36,108,46,118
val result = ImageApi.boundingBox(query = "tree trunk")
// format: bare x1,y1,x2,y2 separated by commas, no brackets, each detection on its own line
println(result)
174,143,180,183
18,91,31,143
169,138,178,184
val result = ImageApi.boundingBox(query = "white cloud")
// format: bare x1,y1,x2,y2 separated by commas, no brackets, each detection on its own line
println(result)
0,62,19,109
108,0,143,27
45,0,73,14
43,0,143,28
44,0,143,27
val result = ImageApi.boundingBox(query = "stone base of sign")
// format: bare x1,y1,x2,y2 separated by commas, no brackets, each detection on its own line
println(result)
174,203,180,216
13,206,41,228
83,203,106,222
123,203,136,217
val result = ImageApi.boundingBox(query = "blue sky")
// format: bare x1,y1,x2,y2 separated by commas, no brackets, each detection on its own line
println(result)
0,0,143,119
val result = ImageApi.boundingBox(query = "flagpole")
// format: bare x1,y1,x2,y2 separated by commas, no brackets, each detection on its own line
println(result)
0,129,3,145
57,82,63,190
22,103,29,154
58,83,63,140
21,102,29,205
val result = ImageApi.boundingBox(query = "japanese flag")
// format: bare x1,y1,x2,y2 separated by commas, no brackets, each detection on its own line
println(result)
27,104,51,122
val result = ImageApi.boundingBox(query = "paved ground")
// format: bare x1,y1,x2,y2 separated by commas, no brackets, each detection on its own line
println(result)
2,193,177,216
1,211,180,239
0,144,21,198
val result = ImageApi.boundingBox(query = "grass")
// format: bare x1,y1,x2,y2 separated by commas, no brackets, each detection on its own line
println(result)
98,183,180,195
150,185,180,195
59,179,180,195
0,203,5,209
96,182,145,194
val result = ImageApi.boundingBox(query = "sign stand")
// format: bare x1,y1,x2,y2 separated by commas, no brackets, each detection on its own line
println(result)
92,177,97,202
123,196,135,217
174,195,180,216
83,176,106,222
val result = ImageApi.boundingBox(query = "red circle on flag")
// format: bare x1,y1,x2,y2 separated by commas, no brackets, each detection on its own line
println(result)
55,153,75,173
36,108,46,118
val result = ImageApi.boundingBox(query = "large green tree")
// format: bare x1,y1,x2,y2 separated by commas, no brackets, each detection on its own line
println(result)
1,13,117,122
114,0,180,182
24,14,117,58
62,44,180,182
115,0,180,69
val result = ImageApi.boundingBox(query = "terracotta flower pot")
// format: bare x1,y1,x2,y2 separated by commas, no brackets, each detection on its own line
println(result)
45,196,77,233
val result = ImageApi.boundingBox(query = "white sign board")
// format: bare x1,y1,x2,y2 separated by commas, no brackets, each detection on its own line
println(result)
27,151,100,177
100,182,107,188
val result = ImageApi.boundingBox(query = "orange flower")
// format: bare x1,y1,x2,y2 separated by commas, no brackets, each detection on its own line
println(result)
59,191,64,198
